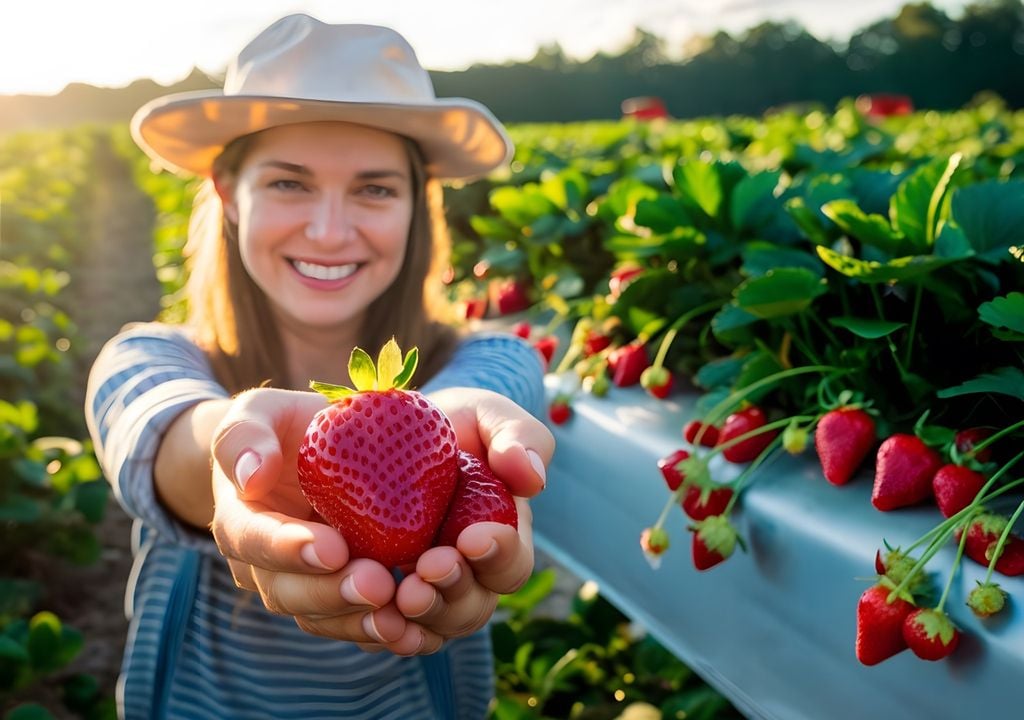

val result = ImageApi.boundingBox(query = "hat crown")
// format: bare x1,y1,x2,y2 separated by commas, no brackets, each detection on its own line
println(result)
225,14,436,105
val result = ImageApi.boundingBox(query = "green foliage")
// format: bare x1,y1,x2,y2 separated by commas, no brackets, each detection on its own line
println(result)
0,129,114,717
490,572,742,719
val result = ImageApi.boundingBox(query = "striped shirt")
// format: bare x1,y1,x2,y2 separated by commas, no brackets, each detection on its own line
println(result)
85,322,545,720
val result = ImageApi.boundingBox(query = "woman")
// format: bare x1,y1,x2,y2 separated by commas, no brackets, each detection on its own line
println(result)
85,14,553,720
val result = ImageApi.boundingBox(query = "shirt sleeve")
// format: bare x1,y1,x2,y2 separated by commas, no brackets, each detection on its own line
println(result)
84,322,228,551
421,332,546,420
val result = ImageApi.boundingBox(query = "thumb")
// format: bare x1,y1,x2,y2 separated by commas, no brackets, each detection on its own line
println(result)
211,418,284,502
475,395,555,499
210,388,326,502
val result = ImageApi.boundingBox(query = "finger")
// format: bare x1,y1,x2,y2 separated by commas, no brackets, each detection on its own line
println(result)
296,604,406,645
211,480,348,574
396,548,498,638
251,559,395,617
226,558,258,592
387,623,446,656
438,390,554,498
458,499,535,595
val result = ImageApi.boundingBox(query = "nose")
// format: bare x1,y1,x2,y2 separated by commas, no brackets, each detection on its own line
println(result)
304,193,353,244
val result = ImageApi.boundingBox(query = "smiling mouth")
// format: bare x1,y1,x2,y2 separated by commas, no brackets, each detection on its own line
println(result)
289,259,361,281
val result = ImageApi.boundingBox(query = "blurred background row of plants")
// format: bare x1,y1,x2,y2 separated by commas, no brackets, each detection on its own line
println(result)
3,90,1024,720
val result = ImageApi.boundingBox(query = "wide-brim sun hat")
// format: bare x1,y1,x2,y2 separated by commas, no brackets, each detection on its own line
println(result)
131,13,513,181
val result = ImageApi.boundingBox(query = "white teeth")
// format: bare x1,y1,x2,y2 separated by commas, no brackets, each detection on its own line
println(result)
291,260,359,281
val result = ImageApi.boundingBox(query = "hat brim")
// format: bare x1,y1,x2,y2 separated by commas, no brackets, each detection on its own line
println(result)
131,90,513,181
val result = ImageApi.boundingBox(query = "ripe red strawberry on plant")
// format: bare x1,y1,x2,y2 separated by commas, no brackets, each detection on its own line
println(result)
608,265,643,299
932,464,986,518
957,513,1024,576
532,335,558,367
718,405,777,463
902,608,960,661
871,434,942,511
954,427,993,463
297,340,458,569
689,515,741,571
855,580,916,666
435,450,518,547
657,449,690,491
548,395,572,426
682,484,733,521
490,277,531,315
607,343,649,387
683,420,719,447
583,330,612,357
814,407,877,486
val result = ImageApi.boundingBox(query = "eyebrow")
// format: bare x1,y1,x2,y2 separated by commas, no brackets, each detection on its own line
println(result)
256,160,407,180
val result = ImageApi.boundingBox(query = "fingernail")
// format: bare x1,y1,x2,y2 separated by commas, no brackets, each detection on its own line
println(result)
527,449,547,490
362,613,384,643
468,540,499,562
405,590,441,619
432,564,462,589
233,450,261,491
341,576,375,606
300,543,330,570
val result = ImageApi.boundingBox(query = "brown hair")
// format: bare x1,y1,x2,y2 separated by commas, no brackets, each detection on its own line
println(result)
182,130,459,394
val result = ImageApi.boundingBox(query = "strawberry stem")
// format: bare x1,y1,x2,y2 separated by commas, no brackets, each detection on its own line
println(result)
936,509,973,613
651,300,721,370
903,282,924,371
702,414,816,461
966,419,1024,458
982,496,1024,585
722,433,786,516
699,365,841,436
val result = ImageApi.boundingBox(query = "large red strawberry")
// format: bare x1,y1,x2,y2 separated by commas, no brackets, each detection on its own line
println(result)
297,340,459,569
871,434,942,511
718,405,777,463
932,464,986,518
902,608,960,661
855,581,916,666
814,407,876,486
435,450,518,547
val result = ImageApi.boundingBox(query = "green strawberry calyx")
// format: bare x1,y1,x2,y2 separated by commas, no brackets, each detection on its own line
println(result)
310,338,419,401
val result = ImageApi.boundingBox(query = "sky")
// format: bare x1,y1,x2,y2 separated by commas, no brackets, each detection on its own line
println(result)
0,0,973,96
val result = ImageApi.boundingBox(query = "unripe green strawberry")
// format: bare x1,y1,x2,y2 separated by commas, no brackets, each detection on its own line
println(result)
966,581,1006,618
297,340,458,569
641,526,670,568
640,366,673,399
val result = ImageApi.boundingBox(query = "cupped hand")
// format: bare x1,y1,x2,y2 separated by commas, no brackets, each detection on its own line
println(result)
208,387,424,654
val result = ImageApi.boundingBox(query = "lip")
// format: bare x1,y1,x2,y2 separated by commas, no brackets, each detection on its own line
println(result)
286,257,365,290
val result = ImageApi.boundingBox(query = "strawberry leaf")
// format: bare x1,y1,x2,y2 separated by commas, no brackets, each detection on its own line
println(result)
377,338,403,390
829,316,907,339
815,246,961,282
309,380,357,402
937,367,1024,401
734,267,826,319
393,348,419,390
978,292,1024,337
348,348,377,391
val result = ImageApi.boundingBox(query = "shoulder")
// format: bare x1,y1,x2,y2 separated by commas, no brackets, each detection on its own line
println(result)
95,321,203,362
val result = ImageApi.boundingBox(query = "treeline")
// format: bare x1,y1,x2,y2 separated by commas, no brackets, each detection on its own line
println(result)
434,0,1024,121
2,0,1022,133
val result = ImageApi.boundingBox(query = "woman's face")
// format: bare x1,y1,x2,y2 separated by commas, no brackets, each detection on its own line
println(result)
221,122,413,336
